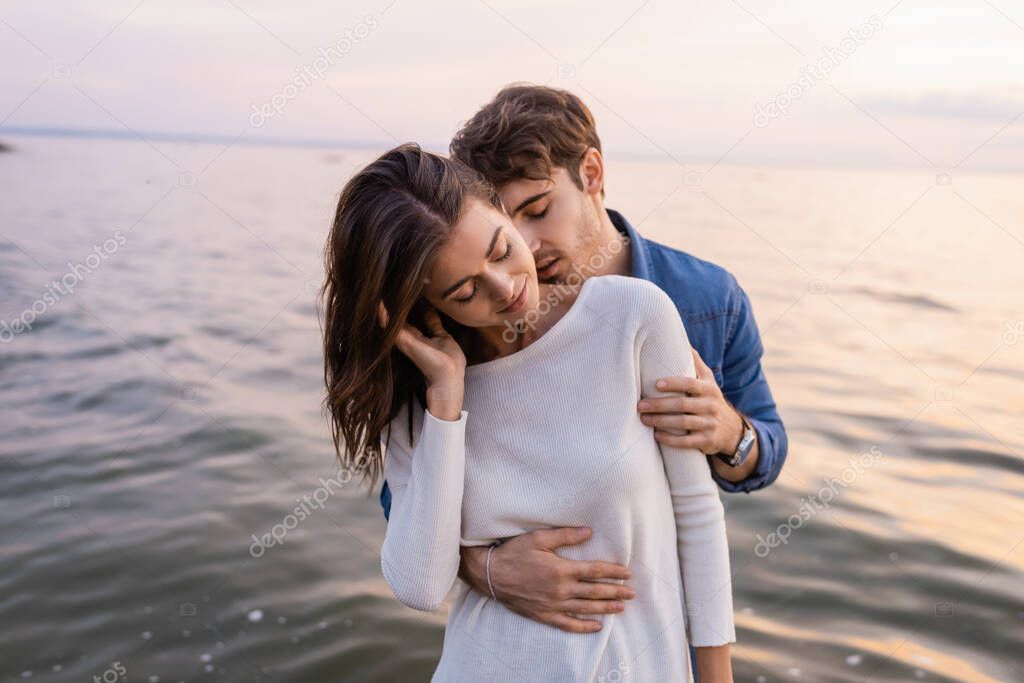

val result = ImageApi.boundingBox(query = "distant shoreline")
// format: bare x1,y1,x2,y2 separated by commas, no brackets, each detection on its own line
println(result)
0,126,402,153
0,127,1020,175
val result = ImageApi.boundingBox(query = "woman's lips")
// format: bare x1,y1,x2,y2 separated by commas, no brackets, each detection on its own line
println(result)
499,280,528,314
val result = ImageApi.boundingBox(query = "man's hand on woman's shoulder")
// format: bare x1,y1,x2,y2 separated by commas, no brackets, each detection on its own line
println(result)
637,348,761,483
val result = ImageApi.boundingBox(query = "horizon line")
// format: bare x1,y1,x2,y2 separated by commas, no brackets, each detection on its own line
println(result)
0,125,1019,175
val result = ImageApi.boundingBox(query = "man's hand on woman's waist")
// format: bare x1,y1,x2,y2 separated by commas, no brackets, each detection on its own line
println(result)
459,527,636,633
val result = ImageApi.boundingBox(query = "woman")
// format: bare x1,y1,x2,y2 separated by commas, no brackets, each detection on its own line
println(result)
322,144,735,682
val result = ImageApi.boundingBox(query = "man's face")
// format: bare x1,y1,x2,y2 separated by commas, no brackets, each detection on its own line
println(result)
497,167,605,285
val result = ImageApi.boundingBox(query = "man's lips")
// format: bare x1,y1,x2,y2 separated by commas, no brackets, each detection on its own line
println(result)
536,257,560,278
498,280,528,314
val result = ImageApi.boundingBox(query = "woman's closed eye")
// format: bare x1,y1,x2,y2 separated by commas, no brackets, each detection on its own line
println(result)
496,240,514,262
454,285,477,304
454,241,515,304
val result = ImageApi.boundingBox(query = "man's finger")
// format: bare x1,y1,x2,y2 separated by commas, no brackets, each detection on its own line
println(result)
653,430,707,450
638,395,706,415
571,560,632,582
559,599,626,615
649,376,701,396
691,347,714,380
641,413,710,432
529,526,591,550
545,613,603,633
572,581,637,601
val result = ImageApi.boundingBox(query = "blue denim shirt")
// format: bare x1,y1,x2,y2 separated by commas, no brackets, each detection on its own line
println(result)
379,208,788,517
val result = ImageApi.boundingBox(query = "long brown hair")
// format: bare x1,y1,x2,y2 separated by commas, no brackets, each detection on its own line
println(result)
321,143,500,486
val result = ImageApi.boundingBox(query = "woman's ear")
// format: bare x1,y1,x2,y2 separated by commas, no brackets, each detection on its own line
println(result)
578,147,605,197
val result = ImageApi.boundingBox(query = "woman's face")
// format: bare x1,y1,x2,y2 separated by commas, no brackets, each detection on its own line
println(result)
421,198,539,329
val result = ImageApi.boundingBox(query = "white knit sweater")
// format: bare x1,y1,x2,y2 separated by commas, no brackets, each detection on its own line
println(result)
381,274,735,682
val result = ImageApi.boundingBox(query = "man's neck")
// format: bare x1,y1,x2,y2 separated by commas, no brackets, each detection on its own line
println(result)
591,205,632,278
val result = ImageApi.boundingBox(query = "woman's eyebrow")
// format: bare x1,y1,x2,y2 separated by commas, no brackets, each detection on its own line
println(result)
440,226,503,299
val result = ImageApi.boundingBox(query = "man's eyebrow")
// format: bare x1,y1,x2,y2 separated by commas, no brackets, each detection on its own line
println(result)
440,226,503,299
512,191,551,215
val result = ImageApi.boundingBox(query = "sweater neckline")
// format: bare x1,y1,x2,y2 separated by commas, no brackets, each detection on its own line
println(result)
465,276,597,378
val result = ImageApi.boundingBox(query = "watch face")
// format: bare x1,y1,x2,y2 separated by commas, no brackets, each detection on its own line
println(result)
733,424,755,464
719,422,754,467
738,430,755,454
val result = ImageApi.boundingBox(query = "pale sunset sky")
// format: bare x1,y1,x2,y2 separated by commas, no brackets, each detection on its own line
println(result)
1,0,1022,170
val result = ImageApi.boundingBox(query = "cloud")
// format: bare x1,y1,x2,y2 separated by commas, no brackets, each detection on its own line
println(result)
862,89,1024,122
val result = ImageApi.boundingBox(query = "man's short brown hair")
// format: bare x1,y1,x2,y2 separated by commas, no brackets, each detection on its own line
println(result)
450,83,602,193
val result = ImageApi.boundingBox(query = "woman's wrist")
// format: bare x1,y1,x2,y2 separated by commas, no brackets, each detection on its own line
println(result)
426,379,464,421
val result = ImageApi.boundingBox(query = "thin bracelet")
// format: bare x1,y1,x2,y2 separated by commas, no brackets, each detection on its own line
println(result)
485,542,500,600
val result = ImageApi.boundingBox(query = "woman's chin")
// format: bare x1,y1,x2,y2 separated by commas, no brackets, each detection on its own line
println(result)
495,298,537,330
521,290,542,317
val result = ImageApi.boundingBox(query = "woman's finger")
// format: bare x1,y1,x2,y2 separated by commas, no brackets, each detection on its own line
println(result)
423,307,447,337
377,301,389,329
394,325,426,357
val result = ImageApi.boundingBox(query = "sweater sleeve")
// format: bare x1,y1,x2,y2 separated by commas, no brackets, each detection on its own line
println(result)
380,406,468,612
636,285,737,647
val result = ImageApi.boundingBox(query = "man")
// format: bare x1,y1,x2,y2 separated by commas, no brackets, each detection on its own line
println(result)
381,83,787,641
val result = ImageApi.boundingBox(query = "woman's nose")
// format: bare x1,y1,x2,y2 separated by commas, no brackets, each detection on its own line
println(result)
487,273,515,302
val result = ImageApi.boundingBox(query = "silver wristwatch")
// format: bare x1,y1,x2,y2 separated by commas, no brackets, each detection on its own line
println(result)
716,416,755,468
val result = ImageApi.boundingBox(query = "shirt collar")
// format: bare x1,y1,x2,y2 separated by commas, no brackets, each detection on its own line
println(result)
607,208,652,281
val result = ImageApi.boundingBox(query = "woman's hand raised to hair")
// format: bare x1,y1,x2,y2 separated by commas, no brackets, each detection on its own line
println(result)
378,303,466,421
